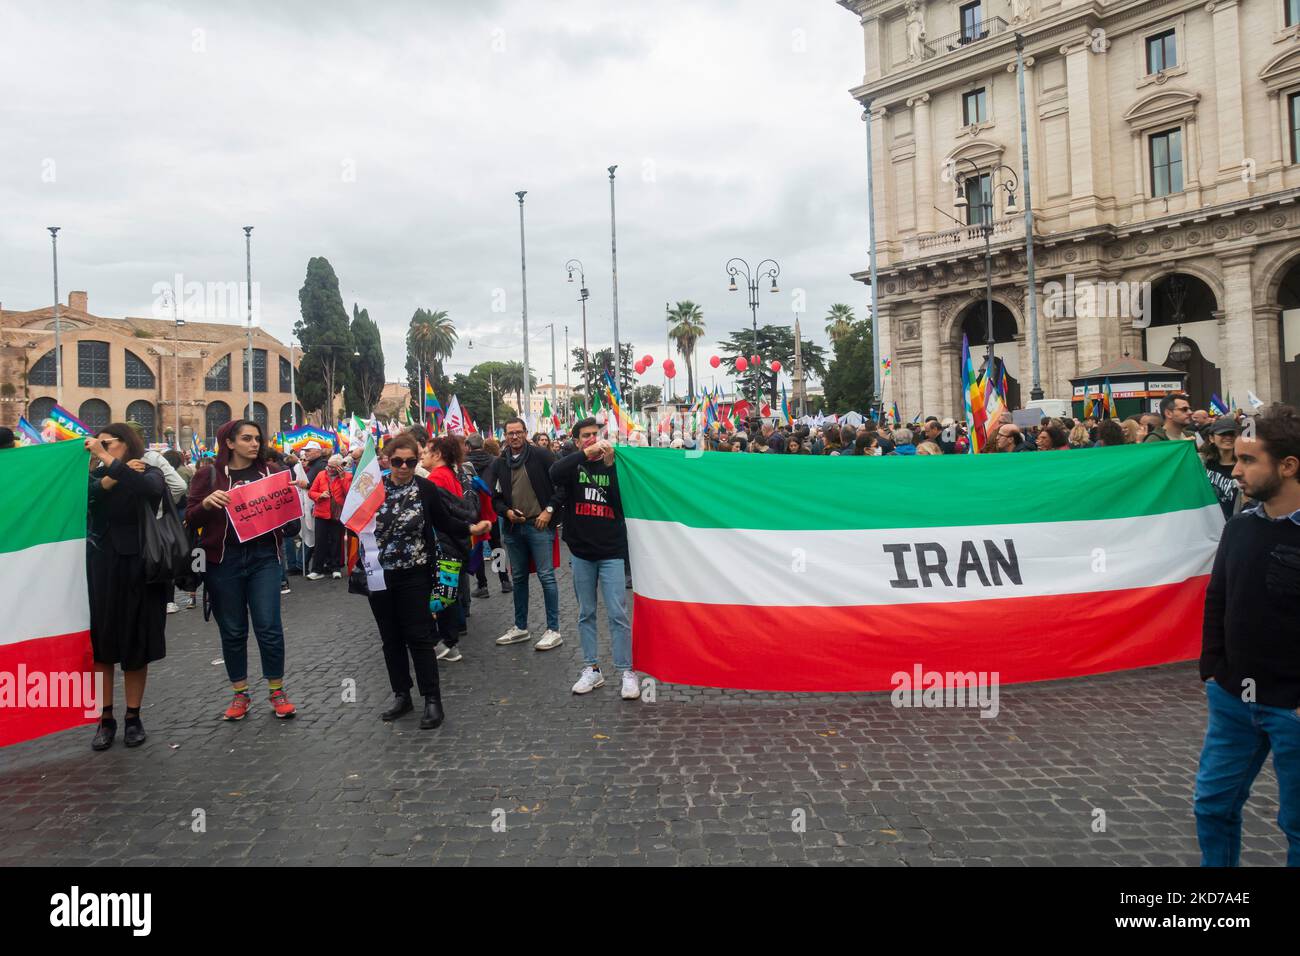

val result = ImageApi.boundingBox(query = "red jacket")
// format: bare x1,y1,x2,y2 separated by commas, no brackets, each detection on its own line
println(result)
309,468,351,520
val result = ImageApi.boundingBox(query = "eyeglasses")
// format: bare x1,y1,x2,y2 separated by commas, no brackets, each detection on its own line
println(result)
389,457,417,468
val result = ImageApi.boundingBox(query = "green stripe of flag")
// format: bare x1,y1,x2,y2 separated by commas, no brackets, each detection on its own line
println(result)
0,440,90,554
616,440,1215,530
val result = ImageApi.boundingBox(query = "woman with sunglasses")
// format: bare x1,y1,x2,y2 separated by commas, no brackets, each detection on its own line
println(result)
366,433,490,729
85,424,169,750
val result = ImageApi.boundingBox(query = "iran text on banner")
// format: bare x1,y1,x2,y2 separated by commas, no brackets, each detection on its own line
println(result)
617,441,1223,692
0,441,95,746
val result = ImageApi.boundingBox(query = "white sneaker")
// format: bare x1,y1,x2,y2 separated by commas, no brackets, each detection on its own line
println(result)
534,629,564,651
495,627,530,646
166,602,181,615
435,641,451,660
621,670,641,700
306,572,325,581
442,645,462,663
572,666,605,694
331,571,342,579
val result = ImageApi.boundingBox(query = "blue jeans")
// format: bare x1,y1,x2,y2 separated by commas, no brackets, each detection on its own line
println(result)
571,555,632,671
206,540,286,684
502,521,559,632
1194,679,1300,866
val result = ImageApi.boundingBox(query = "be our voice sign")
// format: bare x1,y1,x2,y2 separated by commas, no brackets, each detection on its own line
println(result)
224,469,303,543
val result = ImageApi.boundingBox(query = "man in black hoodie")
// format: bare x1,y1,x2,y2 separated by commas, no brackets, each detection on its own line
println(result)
465,433,512,596
550,418,639,701
1194,404,1300,867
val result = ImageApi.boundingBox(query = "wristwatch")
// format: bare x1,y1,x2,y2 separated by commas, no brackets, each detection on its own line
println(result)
545,505,555,514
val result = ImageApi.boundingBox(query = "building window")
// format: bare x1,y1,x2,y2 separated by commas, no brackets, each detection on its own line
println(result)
1145,30,1176,74
280,402,303,431
125,350,156,389
962,88,987,126
253,401,269,433
1288,0,1300,27
78,399,111,433
126,400,156,442
1150,128,1184,197
279,355,293,392
960,2,983,43
205,401,232,444
29,397,56,425
204,354,231,391
78,341,110,388
28,349,58,386
964,172,992,225
1291,91,1300,163
242,348,267,392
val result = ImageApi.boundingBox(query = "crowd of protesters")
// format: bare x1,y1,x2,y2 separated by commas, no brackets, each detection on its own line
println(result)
21,388,1299,867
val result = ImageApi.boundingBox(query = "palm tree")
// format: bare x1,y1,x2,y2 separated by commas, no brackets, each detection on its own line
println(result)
497,360,534,412
825,303,856,346
666,301,706,402
407,308,457,389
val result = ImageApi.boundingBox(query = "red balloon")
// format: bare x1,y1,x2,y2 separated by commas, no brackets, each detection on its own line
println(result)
750,354,761,366
770,360,782,373
634,362,645,375
665,366,676,379
709,355,721,369
735,357,749,372
642,354,654,367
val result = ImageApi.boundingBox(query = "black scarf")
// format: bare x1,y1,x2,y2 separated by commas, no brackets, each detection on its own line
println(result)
506,442,531,471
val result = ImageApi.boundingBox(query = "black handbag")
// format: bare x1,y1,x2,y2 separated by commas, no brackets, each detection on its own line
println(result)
139,489,193,586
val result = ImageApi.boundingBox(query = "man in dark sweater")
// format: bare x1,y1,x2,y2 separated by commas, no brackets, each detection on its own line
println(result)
493,418,565,651
1194,403,1300,867
550,418,639,701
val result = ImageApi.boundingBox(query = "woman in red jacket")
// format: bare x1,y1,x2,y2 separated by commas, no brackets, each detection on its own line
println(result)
307,454,352,579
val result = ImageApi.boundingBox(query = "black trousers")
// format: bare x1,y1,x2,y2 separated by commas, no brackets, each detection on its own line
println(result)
474,520,511,588
313,518,343,573
367,565,441,702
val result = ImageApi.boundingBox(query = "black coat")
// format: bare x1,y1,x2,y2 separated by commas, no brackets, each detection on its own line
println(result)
492,444,567,519
88,459,166,555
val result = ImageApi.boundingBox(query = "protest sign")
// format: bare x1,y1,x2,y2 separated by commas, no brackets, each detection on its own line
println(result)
225,470,302,543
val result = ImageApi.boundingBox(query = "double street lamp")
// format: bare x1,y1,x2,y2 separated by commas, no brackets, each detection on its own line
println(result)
564,258,590,403
951,161,1018,371
725,257,781,411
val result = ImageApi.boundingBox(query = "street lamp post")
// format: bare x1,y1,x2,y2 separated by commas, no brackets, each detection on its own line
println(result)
48,227,62,406
243,226,255,420
173,293,185,445
608,166,621,396
724,257,781,412
289,339,298,429
952,161,1019,372
1015,33,1044,402
517,191,532,423
564,258,590,403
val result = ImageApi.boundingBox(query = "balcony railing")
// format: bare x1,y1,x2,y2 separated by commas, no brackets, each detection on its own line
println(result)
913,214,1023,255
920,16,1009,59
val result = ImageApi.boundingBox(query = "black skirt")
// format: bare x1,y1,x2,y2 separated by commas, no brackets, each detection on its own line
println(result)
87,540,167,670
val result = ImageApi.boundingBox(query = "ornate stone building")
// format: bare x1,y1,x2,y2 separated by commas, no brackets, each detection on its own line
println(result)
839,0,1300,416
0,291,302,445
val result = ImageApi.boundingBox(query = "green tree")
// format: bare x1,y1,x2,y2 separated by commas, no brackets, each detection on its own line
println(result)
450,363,517,431
570,344,635,396
825,303,856,345
295,257,354,423
717,324,828,407
345,304,385,416
821,318,875,414
666,301,706,402
632,384,662,407
405,308,457,411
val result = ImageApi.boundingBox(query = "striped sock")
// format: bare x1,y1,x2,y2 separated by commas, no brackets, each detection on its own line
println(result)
232,682,249,695
268,679,283,692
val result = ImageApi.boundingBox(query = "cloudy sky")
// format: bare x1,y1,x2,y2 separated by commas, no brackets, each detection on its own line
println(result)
2,0,871,393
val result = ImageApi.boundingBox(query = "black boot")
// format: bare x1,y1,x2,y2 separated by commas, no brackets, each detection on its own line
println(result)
381,693,413,721
91,719,116,751
419,697,444,730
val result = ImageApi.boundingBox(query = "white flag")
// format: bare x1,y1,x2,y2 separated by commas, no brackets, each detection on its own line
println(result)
1247,391,1265,410
444,395,466,435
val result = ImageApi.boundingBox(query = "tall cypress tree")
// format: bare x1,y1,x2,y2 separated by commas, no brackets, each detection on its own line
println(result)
295,257,354,423
345,304,384,416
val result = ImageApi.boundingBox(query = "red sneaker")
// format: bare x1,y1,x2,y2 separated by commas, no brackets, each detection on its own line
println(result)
269,688,296,719
223,691,251,721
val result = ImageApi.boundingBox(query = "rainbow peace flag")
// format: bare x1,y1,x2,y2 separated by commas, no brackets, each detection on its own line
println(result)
45,404,91,442
278,425,338,454
602,371,642,434
16,417,45,446
424,375,443,423
962,335,988,454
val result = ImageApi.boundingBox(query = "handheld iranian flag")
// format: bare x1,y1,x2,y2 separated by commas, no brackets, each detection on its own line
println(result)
340,433,384,534
1,441,95,746
617,441,1223,692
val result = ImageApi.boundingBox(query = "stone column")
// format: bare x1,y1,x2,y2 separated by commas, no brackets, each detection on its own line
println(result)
876,301,894,406
919,298,942,415
1253,305,1282,405
1268,91,1285,192
939,342,958,420
1062,38,1099,228
1219,251,1256,405
1208,0,1248,201
909,94,933,235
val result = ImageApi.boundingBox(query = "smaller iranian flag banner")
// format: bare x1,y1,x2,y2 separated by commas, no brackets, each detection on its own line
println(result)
1,441,96,746
341,433,383,534
618,441,1223,691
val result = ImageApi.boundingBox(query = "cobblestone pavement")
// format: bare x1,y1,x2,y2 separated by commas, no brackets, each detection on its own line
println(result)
0,550,1287,866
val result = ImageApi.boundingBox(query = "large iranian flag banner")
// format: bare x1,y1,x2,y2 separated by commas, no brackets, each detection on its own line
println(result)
618,441,1223,692
0,440,95,746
